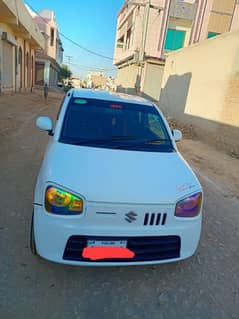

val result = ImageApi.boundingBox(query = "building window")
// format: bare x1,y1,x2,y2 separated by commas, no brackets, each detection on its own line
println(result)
126,28,132,50
50,28,55,46
207,32,220,39
117,35,124,49
164,28,186,51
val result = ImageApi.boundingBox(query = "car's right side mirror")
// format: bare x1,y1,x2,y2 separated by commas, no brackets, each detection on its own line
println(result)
172,129,182,142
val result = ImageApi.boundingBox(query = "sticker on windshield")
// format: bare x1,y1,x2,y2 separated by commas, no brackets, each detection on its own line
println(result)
74,99,88,105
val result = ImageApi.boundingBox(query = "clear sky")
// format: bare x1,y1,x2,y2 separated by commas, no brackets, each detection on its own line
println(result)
25,0,124,78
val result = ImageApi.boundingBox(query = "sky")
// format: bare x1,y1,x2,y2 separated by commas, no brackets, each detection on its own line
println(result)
25,0,124,78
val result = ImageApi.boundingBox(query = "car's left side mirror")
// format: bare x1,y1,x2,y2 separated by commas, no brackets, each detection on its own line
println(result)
36,116,54,135
172,129,182,142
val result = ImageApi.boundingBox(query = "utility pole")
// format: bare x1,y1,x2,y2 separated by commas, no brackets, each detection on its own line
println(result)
137,1,163,94
64,55,73,86
127,1,163,94
128,1,163,62
139,0,151,63
136,0,151,95
65,55,73,67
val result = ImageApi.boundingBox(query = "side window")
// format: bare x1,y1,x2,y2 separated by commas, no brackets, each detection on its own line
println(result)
50,28,54,46
148,114,165,138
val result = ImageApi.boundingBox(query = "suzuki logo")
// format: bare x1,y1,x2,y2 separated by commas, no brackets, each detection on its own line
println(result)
125,211,138,223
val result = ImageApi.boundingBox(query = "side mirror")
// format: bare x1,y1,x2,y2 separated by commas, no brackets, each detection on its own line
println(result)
36,116,53,135
172,129,182,142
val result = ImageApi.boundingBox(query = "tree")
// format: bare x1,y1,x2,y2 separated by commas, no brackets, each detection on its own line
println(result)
59,64,72,81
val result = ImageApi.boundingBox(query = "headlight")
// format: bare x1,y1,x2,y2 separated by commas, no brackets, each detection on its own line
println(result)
45,186,83,215
175,192,202,218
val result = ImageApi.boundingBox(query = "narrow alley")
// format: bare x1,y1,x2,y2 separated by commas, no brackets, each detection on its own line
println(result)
0,92,238,319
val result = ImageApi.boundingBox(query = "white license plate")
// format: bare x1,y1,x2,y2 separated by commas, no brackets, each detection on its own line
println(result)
87,240,127,248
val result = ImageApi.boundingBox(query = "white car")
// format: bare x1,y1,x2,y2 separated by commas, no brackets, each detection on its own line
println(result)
32,89,203,266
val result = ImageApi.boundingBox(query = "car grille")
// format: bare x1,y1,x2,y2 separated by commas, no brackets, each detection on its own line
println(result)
143,213,167,226
63,235,181,263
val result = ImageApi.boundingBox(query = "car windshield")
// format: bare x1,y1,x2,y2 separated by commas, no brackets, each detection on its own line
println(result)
59,97,175,152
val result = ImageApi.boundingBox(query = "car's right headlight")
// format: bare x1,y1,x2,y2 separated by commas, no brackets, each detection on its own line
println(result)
45,186,83,215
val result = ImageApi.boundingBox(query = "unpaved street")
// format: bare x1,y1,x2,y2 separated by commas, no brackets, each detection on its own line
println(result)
0,92,239,319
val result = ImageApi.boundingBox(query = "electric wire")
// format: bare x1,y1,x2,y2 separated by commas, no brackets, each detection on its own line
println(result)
25,2,114,61
64,62,116,72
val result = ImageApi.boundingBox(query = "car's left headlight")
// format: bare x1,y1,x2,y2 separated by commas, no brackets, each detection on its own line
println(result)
45,186,83,215
175,192,202,218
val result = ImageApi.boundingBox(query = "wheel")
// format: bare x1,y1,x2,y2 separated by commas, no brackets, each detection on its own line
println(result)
30,211,38,255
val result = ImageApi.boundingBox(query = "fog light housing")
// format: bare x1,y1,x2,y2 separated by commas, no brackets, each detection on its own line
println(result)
45,186,83,215
175,192,202,218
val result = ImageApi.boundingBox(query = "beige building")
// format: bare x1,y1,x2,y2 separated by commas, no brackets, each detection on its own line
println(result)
86,72,116,91
114,0,239,100
159,30,239,154
87,71,108,89
0,0,44,93
71,77,81,89
30,9,64,87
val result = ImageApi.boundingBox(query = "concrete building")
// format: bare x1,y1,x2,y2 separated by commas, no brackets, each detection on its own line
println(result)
159,30,239,155
105,77,117,92
30,9,64,87
71,76,81,88
86,72,116,91
0,0,44,93
114,0,239,100
87,71,108,89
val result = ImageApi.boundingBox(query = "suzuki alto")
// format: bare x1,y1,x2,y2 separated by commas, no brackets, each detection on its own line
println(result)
31,89,203,266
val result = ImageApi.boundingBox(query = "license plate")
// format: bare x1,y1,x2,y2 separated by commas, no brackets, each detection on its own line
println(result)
87,240,127,248
83,240,134,260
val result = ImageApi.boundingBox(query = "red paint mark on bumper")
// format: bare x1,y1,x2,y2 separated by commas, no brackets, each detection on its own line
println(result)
82,247,135,260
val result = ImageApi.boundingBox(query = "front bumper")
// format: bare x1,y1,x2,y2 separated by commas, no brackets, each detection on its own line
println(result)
33,204,202,266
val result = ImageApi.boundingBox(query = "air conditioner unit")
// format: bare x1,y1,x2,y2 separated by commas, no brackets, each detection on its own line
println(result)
2,32,17,46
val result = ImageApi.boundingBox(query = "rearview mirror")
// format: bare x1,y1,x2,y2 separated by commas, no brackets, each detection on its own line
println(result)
36,116,53,135
172,129,182,142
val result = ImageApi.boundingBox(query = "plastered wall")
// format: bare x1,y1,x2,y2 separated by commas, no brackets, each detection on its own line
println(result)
159,30,239,153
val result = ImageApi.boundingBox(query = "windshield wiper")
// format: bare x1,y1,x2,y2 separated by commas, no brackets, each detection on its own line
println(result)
61,136,172,149
63,136,137,145
114,138,172,149
141,138,171,144
106,135,137,141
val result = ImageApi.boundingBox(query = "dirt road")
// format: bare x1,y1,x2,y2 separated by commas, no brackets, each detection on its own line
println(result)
0,92,238,319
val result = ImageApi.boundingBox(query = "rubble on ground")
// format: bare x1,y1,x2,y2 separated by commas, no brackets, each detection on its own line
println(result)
229,149,239,159
166,116,196,139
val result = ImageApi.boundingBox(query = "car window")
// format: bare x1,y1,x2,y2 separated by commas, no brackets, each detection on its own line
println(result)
56,96,67,120
147,113,166,138
59,98,174,152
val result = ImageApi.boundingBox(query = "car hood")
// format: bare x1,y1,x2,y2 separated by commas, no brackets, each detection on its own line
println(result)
40,142,201,204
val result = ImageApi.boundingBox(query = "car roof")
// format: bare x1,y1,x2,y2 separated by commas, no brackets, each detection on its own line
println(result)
71,89,154,107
